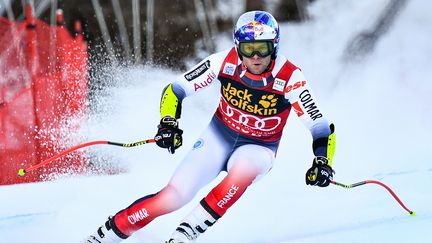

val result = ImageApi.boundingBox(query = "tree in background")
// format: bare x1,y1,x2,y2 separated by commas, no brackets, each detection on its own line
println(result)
2,0,311,69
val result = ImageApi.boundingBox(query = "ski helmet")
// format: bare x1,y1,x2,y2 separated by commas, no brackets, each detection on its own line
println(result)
233,11,280,59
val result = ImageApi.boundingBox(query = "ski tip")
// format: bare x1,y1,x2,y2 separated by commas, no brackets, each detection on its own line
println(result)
18,169,26,177
409,211,416,216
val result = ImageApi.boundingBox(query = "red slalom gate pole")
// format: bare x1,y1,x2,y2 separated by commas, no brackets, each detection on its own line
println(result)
18,139,156,176
331,180,415,216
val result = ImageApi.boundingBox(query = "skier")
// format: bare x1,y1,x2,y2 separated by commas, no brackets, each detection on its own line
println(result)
85,10,336,243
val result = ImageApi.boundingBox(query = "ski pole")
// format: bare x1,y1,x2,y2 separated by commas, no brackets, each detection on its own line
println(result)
18,139,156,176
331,180,415,216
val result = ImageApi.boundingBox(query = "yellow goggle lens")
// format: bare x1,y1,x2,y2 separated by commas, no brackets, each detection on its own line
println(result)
238,41,274,58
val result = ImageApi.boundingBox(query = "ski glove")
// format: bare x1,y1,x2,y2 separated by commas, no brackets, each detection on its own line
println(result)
155,116,183,154
305,156,334,187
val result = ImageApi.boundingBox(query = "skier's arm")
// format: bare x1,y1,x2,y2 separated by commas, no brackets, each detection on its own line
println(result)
155,50,228,153
159,49,229,119
284,69,336,186
160,83,184,119
155,83,184,153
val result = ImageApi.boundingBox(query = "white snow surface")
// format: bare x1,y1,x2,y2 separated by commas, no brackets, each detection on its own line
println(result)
1,1,431,242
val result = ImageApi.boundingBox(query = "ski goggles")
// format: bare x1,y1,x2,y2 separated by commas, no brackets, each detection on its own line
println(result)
238,41,274,58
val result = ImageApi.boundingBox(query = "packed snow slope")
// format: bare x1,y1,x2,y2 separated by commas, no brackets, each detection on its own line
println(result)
1,0,431,242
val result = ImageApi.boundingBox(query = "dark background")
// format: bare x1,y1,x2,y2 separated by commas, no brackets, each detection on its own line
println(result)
3,0,312,70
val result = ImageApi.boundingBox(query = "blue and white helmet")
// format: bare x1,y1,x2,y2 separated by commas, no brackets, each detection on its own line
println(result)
233,11,280,59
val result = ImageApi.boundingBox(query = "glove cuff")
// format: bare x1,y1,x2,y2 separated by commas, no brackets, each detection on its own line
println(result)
159,115,178,128
314,156,329,165
313,156,335,175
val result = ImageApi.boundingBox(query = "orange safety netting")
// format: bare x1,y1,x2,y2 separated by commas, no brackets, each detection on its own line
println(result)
0,9,89,185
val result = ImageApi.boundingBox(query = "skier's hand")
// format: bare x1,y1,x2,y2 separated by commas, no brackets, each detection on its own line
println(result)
305,156,334,187
154,116,183,154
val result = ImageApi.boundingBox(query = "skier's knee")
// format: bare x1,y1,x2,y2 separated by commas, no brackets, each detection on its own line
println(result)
162,183,194,209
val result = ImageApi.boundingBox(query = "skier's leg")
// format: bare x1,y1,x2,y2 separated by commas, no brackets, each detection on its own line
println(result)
85,124,230,242
168,144,274,242
204,144,275,217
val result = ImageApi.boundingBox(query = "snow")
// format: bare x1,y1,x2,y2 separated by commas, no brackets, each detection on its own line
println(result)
1,0,431,242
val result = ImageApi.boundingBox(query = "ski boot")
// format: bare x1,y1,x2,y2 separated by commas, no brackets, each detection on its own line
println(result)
166,203,218,243
84,216,127,243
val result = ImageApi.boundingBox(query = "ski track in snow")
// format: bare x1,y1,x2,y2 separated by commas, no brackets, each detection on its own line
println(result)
0,212,55,227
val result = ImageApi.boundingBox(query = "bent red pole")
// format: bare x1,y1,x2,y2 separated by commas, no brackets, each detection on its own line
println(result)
331,180,415,216
18,139,156,176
